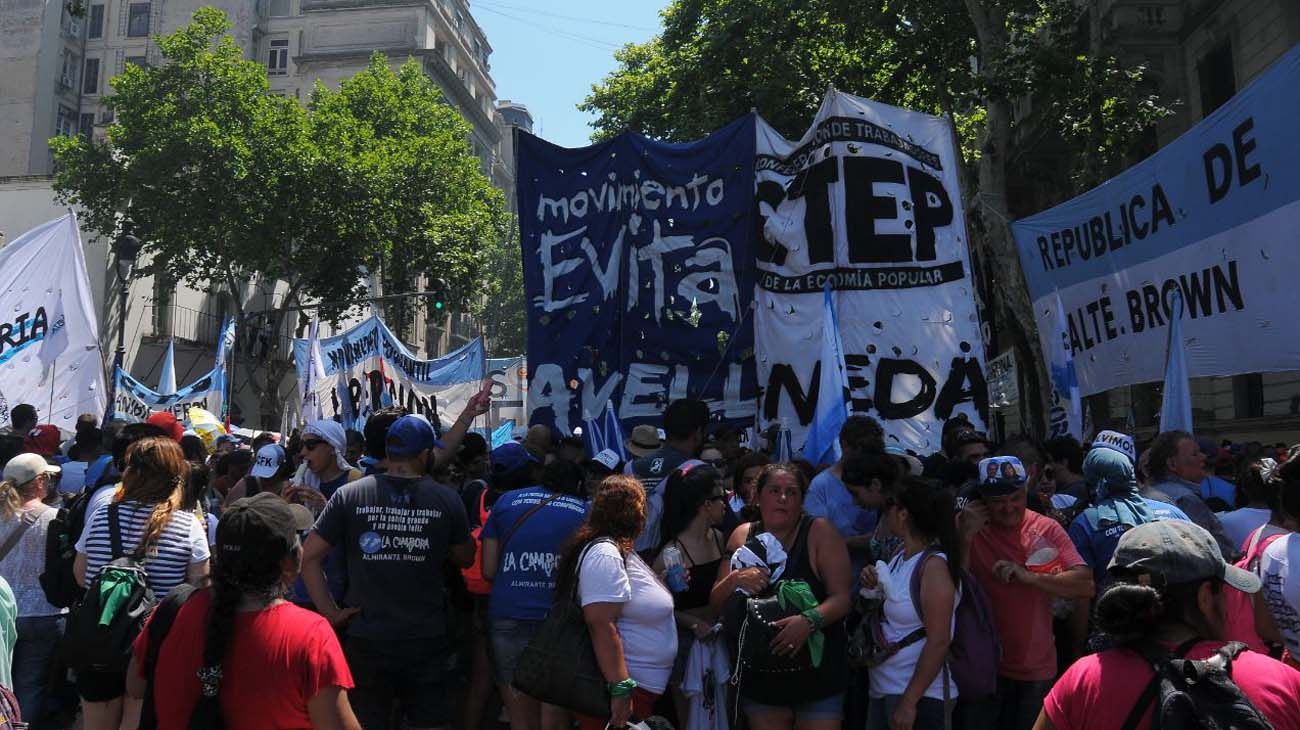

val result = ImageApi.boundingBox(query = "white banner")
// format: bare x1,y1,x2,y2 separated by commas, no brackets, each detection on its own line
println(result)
112,366,225,423
754,90,988,453
293,316,485,433
0,214,106,430
1012,45,1300,396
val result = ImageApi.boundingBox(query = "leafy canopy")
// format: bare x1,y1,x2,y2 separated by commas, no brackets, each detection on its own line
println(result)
51,6,506,323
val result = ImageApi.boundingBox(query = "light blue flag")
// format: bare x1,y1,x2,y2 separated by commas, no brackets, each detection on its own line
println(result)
1048,293,1083,439
491,419,516,449
800,281,847,466
584,400,630,461
214,316,236,367
157,338,177,396
776,425,793,463
1159,290,1193,433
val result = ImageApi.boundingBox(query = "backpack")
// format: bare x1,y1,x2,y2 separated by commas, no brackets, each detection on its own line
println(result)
1121,639,1273,730
0,683,22,729
62,503,158,673
908,548,1001,700
461,489,493,595
40,483,114,609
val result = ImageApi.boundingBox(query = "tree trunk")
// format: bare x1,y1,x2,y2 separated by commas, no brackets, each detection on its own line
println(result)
963,0,1053,435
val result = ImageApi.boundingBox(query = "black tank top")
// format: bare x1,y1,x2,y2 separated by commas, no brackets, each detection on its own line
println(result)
671,531,725,611
738,514,848,702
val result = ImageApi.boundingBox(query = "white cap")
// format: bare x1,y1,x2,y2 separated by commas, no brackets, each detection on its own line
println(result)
249,444,287,479
3,453,60,485
590,449,622,472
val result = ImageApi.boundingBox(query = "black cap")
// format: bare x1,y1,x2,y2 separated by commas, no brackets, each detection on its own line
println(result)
216,493,314,566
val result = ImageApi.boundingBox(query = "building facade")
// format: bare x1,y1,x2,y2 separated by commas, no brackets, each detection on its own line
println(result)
0,0,522,427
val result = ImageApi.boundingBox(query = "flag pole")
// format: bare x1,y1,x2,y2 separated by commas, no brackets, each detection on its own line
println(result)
47,358,57,426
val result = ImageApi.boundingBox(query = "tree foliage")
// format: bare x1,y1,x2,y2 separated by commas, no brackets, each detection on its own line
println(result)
51,7,506,423
480,224,527,357
581,0,1173,430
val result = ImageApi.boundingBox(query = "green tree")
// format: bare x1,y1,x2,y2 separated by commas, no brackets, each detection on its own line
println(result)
480,225,527,357
581,0,1171,430
51,7,505,426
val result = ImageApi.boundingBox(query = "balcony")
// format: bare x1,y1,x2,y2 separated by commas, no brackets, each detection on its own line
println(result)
149,303,294,361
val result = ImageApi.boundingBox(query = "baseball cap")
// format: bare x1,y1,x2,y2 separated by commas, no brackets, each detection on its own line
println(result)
491,442,539,477
385,415,438,458
1092,430,1136,464
976,455,1027,497
145,411,185,443
3,452,60,485
23,425,62,457
249,443,287,479
625,424,661,457
216,492,314,567
1108,520,1260,593
587,448,623,474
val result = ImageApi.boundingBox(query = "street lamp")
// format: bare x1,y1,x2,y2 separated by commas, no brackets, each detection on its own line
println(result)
101,219,142,427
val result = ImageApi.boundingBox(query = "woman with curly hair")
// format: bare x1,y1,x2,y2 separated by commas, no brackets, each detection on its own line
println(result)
127,492,359,729
74,436,211,729
554,474,677,730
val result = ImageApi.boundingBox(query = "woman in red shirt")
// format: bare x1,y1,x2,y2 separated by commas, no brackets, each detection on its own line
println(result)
127,492,359,729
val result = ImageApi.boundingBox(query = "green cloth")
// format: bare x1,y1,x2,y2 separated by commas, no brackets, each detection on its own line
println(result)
0,576,15,689
775,579,824,668
96,567,139,627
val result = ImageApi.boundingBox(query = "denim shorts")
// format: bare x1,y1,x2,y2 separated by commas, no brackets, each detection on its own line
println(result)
489,618,543,687
741,691,843,720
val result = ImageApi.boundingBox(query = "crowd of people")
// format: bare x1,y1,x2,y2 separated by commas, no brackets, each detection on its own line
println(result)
0,396,1299,730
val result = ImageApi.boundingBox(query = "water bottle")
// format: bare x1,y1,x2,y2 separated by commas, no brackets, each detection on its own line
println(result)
662,545,689,592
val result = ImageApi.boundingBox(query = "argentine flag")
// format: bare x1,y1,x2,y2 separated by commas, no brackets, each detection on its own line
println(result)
800,281,848,466
1159,290,1193,433
583,400,629,462
1048,293,1083,439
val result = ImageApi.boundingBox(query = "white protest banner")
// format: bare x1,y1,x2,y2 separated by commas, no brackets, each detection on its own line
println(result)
0,214,106,430
293,316,485,432
1011,46,1300,396
754,90,988,454
112,366,225,423
486,356,526,430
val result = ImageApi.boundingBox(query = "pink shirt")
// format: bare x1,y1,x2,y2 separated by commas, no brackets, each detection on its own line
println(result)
1044,641,1300,730
969,510,1086,681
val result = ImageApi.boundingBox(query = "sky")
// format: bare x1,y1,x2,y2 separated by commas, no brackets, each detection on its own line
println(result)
471,0,670,148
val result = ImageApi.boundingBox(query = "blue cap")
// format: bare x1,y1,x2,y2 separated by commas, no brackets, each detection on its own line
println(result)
386,415,438,457
491,442,539,476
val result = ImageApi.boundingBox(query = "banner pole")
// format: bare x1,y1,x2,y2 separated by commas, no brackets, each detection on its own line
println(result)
47,359,57,426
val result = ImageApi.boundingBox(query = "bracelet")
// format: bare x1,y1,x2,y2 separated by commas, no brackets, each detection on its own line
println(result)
608,677,638,697
801,608,824,631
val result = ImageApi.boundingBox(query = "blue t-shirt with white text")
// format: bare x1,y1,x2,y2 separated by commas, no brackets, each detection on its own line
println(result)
482,486,589,621
1068,498,1191,586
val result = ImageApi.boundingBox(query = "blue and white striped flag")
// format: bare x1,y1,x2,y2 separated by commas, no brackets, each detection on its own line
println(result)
800,281,847,466
1159,290,1193,433
157,338,177,396
776,424,794,463
583,400,629,461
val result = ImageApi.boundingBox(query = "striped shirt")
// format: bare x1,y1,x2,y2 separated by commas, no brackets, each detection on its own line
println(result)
75,501,209,596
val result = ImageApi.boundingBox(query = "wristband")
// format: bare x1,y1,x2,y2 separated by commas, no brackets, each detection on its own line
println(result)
801,608,824,631
608,677,638,697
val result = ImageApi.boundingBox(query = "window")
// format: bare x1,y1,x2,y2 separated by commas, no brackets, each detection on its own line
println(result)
83,58,100,94
59,52,79,90
1233,374,1264,418
55,105,78,137
127,2,151,37
268,0,290,16
125,55,147,69
267,39,288,75
1197,41,1235,117
88,4,104,38
80,113,96,140
1138,5,1165,27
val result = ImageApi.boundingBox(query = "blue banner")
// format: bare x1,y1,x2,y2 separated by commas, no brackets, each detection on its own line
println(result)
1011,44,1300,395
113,366,225,423
517,116,759,435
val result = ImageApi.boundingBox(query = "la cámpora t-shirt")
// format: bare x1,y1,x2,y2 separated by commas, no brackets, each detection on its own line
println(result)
482,486,588,622
577,540,677,694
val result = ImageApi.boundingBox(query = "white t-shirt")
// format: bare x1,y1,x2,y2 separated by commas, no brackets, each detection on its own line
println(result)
1218,507,1272,553
869,550,960,701
681,634,730,730
578,540,678,694
1259,534,1300,658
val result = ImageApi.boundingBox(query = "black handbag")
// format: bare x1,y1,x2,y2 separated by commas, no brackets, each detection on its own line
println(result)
512,539,617,717
729,517,815,677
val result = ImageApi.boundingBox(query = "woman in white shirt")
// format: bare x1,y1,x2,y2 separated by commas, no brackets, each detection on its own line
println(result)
1255,458,1300,669
860,477,961,730
556,474,677,730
